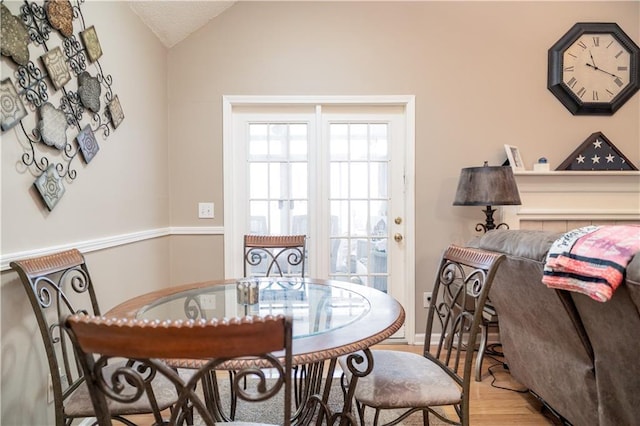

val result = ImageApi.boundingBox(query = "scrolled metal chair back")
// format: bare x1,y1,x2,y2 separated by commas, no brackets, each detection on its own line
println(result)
244,235,307,278
424,245,505,421
10,249,100,425
64,314,294,426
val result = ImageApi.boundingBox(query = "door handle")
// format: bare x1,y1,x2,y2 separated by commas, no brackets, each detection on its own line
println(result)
394,233,403,242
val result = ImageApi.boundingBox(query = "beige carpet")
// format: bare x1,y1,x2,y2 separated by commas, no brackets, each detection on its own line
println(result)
194,378,450,425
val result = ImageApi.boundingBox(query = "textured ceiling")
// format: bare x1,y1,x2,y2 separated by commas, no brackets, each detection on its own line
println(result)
128,1,235,48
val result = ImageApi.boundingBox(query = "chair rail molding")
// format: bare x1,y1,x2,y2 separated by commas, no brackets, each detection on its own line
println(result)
0,226,224,272
503,171,640,227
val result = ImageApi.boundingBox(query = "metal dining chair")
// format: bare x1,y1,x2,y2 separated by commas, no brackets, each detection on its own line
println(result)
10,249,177,426
64,314,293,426
240,234,309,414
244,234,307,278
340,245,505,426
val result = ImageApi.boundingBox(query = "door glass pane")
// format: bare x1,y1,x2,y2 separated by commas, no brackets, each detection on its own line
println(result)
350,163,368,199
290,124,308,159
328,122,390,292
249,163,268,199
350,124,368,160
350,200,368,236
370,124,388,160
330,162,349,199
370,162,388,198
249,124,268,157
291,163,308,199
269,124,286,158
329,124,349,160
269,163,282,199
247,123,309,238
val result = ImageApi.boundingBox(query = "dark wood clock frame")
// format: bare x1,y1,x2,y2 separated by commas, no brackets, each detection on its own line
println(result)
548,22,640,115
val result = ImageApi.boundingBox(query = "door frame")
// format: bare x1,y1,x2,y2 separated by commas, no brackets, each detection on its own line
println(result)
222,95,416,343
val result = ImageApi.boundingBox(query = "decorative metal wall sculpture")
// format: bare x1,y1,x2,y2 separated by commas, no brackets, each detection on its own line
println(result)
0,0,124,211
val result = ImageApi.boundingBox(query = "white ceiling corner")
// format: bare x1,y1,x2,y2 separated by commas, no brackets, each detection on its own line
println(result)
128,1,235,48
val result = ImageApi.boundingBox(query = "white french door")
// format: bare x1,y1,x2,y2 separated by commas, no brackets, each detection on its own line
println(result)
223,96,415,342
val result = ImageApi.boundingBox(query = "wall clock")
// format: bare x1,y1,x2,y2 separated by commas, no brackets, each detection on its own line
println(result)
548,22,640,115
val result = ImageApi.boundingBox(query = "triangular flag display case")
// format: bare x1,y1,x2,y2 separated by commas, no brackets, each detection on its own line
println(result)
556,132,638,171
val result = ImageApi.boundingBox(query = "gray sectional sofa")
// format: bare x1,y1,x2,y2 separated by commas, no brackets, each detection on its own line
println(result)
468,229,640,426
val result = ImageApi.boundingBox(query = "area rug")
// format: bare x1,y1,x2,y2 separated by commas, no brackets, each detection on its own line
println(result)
193,377,450,425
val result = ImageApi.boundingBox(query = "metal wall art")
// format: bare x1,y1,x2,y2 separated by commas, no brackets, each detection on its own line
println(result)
38,102,68,149
80,25,101,62
45,0,73,38
41,46,70,90
76,124,98,163
1,0,124,212
0,3,30,66
108,94,124,128
0,78,28,130
77,71,100,112
34,164,66,211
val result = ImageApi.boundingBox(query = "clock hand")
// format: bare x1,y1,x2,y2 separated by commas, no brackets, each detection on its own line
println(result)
588,50,597,67
585,63,620,78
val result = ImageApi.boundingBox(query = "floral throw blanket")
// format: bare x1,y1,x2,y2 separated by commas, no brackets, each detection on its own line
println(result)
542,225,640,302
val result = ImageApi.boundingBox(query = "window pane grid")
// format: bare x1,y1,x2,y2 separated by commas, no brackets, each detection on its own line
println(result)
248,122,309,236
329,122,390,291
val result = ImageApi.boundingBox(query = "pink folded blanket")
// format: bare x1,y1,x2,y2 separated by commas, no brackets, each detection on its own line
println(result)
542,225,640,302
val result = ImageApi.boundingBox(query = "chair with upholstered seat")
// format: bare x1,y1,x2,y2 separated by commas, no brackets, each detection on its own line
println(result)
244,235,306,278
339,245,505,426
10,249,177,426
241,234,307,413
64,313,293,426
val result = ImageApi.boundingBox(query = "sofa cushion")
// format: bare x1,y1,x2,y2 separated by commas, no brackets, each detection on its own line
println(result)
467,229,561,261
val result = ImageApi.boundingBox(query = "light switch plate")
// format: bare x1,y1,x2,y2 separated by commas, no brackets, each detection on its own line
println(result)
198,202,214,218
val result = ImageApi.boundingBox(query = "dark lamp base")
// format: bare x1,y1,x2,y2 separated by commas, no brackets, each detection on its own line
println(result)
476,206,510,233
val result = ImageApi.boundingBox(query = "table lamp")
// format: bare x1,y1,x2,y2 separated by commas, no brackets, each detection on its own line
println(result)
453,161,522,232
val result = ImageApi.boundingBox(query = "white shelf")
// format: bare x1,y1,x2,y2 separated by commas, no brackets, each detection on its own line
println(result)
514,170,640,177
504,170,640,228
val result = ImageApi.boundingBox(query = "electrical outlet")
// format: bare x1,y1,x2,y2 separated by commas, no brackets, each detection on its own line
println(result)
423,292,433,308
198,202,214,219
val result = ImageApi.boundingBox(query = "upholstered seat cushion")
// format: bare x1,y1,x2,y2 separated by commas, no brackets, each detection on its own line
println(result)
339,350,461,408
64,361,177,417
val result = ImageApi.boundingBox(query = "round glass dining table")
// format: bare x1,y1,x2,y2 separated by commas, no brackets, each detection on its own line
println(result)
107,277,405,367
107,277,404,425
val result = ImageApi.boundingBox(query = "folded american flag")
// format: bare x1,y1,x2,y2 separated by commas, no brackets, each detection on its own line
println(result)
542,225,640,302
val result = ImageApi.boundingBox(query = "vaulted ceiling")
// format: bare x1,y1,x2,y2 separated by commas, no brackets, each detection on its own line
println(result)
128,1,235,48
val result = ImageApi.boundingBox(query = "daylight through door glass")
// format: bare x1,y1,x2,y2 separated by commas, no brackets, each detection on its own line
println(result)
329,122,389,291
248,123,309,236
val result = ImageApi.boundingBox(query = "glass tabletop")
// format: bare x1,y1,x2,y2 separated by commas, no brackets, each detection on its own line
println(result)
138,277,371,339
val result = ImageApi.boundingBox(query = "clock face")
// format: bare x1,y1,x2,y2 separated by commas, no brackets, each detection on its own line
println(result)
562,33,631,104
548,23,640,115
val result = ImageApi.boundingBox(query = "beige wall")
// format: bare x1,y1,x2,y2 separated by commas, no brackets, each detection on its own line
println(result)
0,1,171,424
1,1,638,424
167,1,639,329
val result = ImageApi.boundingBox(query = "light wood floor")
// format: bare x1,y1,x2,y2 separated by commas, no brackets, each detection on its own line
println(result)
126,344,555,425
379,344,554,425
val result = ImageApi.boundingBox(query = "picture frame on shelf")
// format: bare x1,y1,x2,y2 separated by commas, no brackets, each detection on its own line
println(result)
504,144,525,171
